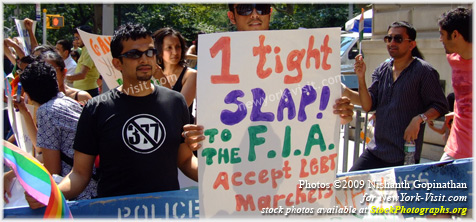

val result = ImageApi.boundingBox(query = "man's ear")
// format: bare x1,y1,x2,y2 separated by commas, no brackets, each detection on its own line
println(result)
227,11,236,25
112,58,122,71
410,40,417,50
452,30,460,40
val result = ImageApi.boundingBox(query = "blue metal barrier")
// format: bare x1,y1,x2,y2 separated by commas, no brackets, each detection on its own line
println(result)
4,159,472,218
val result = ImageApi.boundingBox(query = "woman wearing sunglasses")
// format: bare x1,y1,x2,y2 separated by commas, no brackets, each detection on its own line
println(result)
227,4,272,31
153,28,197,124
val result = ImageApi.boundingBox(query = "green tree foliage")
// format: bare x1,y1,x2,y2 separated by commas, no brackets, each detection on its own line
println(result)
115,4,229,43
3,3,357,48
270,4,356,30
4,4,95,45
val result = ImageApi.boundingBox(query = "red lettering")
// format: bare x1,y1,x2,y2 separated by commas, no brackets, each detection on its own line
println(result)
273,194,286,208
271,169,283,189
285,49,305,84
285,193,294,206
329,153,337,170
324,187,333,199
90,39,101,56
299,158,309,178
253,35,272,79
320,35,332,70
258,169,269,184
231,172,242,186
245,171,256,185
310,158,319,174
283,160,292,179
306,35,320,69
257,195,271,210
320,155,330,174
274,46,283,73
295,184,307,204
308,189,317,203
299,154,338,177
235,194,256,211
210,36,240,84
213,172,229,190
96,37,110,55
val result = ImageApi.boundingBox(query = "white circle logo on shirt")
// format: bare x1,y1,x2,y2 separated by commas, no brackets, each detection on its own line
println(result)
122,114,166,154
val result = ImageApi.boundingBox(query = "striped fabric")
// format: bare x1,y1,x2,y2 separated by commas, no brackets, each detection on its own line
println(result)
3,141,73,218
366,58,449,163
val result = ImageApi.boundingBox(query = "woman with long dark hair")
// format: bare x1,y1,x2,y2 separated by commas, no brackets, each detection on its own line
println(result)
153,28,197,123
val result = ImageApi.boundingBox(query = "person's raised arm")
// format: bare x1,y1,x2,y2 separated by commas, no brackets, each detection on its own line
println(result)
13,96,41,153
354,55,372,112
4,40,17,65
341,83,361,106
4,38,26,60
23,18,39,52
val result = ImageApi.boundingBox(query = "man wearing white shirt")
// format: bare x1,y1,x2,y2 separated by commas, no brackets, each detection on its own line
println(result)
56,39,77,86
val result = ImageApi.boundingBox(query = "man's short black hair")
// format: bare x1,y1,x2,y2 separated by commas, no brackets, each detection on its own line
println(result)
228,3,272,13
438,7,472,43
74,25,93,35
19,55,35,66
110,23,152,59
387,21,417,41
56,39,72,54
20,59,59,105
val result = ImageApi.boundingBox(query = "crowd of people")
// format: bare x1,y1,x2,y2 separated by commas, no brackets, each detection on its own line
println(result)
2,4,472,215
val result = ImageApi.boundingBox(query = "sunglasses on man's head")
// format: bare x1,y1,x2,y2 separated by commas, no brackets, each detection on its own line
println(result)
383,35,413,44
235,4,271,16
119,49,157,59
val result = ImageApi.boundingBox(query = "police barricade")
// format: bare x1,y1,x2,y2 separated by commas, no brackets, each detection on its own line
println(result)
4,158,472,219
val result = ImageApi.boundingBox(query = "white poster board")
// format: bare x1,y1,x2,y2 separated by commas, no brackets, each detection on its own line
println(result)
14,19,36,55
77,30,122,90
7,96,34,155
197,28,341,217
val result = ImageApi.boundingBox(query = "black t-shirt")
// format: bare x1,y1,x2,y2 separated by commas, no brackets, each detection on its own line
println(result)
74,85,189,198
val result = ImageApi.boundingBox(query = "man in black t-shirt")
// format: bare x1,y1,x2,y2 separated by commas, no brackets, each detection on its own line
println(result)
26,24,198,206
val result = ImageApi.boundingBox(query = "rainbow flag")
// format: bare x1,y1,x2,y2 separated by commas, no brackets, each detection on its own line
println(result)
3,141,73,218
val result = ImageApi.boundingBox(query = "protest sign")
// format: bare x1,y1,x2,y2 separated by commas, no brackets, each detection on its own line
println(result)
197,28,341,217
14,19,36,55
77,30,121,89
7,96,34,155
